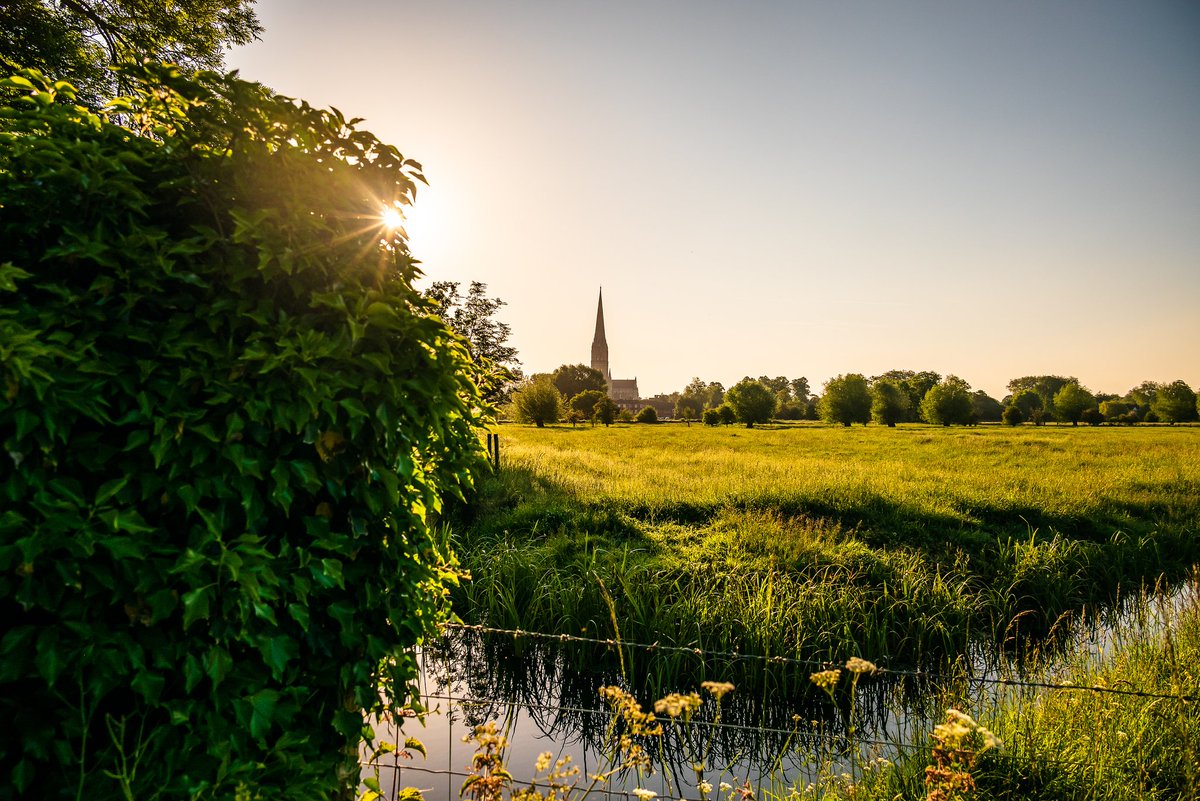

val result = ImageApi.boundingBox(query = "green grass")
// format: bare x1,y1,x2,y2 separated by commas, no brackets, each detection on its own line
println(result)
448,423,1200,667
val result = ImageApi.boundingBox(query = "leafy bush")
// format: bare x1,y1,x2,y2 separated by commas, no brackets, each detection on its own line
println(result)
702,408,720,426
1002,405,1024,426
0,67,484,800
716,403,737,426
635,405,657,423
512,378,562,427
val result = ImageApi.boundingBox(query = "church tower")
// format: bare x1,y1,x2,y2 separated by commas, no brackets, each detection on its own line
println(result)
590,288,610,383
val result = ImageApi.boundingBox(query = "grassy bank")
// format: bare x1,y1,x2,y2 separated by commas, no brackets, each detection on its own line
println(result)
449,423,1200,665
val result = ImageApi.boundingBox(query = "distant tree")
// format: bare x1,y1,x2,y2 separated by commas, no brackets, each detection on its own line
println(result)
593,396,618,427
874,370,940,422
1011,389,1044,424
635,406,658,423
551,364,607,399
1,0,262,108
921,376,974,426
775,399,805,420
512,378,562,427
725,379,776,428
1007,375,1075,420
790,377,811,406
1052,382,1096,426
1099,399,1133,421
569,389,606,419
702,408,720,426
971,391,1004,423
618,409,635,423
716,403,737,426
675,377,724,419
820,374,872,427
1002,405,1024,426
1080,408,1104,426
1127,381,1159,417
1151,380,1199,424
566,409,585,427
756,375,792,395
870,379,909,427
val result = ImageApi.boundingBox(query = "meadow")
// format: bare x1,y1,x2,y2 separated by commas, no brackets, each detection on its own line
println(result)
449,423,1200,666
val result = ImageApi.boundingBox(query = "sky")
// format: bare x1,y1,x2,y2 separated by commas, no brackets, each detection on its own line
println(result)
227,1,1200,400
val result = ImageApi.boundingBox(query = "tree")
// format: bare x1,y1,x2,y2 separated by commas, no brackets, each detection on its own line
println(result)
1127,381,1159,417
1052,382,1096,426
1007,375,1075,420
702,408,720,426
921,376,974,426
593,396,618,426
820,374,871,427
550,363,606,399
569,389,605,419
1099,399,1133,421
1002,404,1024,426
874,369,941,422
790,376,811,406
512,378,562,427
423,281,519,402
675,377,724,419
1,0,261,108
0,67,483,800
1151,380,1199,424
870,379,909,427
725,379,777,428
971,391,1004,423
635,405,658,423
1010,389,1044,425
716,403,737,426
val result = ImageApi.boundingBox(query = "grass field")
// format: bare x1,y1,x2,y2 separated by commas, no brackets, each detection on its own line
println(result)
448,422,1200,666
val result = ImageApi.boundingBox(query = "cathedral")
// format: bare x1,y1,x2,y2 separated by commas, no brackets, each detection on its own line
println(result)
591,289,641,411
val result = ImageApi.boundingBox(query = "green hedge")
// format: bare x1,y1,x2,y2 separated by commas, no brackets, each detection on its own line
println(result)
0,66,484,799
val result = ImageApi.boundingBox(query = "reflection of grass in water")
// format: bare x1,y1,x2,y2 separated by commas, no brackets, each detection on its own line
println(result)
387,580,1200,801
451,425,1200,666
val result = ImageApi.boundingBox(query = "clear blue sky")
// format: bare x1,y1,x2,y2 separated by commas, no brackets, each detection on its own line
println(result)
228,1,1200,400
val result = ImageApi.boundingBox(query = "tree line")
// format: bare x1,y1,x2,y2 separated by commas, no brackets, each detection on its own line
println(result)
505,368,1200,429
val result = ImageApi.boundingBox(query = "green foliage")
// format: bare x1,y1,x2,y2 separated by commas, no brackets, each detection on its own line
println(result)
716,403,737,426
702,408,720,426
0,66,484,800
725,379,776,428
971,390,1004,423
512,379,562,427
422,281,519,402
593,396,618,427
635,405,658,423
568,389,605,418
820,374,871,427
869,379,909,427
1151,380,1199,425
675,377,724,419
1010,389,1043,419
550,364,606,399
1002,404,1024,426
874,369,940,422
0,0,261,108
1007,375,1074,419
920,376,974,426
1053,381,1096,426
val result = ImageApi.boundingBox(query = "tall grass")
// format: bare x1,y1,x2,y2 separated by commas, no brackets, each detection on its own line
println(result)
450,424,1200,666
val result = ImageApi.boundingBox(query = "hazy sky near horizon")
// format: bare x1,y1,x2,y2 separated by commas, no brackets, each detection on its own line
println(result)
228,1,1199,399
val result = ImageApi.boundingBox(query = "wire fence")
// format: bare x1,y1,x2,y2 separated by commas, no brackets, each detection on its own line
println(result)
361,617,1197,801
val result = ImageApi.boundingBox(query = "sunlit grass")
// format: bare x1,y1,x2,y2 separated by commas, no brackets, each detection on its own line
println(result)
451,423,1200,666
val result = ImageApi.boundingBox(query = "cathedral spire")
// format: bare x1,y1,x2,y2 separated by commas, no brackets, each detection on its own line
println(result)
590,287,610,383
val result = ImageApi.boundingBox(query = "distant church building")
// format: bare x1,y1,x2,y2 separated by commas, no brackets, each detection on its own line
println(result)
591,289,641,411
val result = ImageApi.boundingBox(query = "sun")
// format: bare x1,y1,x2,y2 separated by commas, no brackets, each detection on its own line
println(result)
381,206,404,230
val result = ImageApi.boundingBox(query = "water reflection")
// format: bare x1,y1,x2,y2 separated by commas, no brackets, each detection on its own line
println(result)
365,578,1197,801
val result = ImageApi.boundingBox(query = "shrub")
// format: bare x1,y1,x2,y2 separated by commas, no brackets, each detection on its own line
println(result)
702,408,720,426
635,405,657,423
921,376,974,426
716,403,737,426
512,378,562,427
0,68,484,800
1002,405,1024,426
1080,408,1104,426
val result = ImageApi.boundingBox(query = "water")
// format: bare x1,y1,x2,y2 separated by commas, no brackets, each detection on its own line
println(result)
364,579,1197,800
